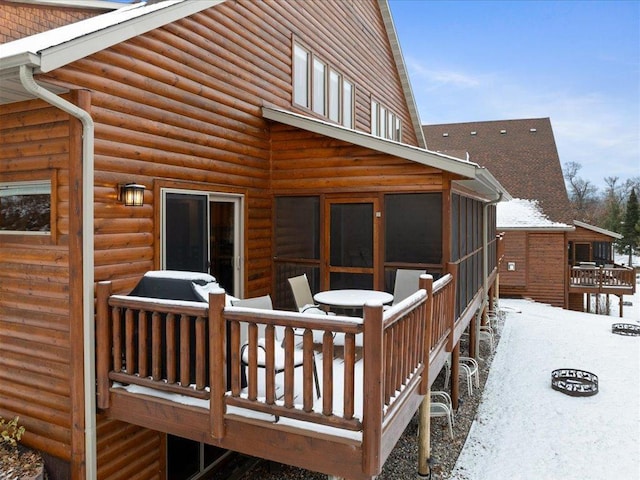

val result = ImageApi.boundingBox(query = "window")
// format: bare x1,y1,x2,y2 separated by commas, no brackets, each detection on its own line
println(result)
293,44,310,108
385,193,442,264
0,180,51,234
371,100,402,141
292,42,354,128
342,79,353,128
312,58,326,115
328,69,340,122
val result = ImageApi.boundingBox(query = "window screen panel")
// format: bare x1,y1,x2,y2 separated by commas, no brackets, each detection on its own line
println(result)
385,193,442,264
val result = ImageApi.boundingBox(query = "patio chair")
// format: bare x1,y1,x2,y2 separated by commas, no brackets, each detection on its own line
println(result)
430,390,455,438
288,274,331,315
392,269,426,305
444,354,479,396
232,295,320,399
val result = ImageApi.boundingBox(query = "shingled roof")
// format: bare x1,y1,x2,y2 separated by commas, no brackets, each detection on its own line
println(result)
423,118,573,225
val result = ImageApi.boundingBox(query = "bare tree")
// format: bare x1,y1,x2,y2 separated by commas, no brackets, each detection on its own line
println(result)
563,161,599,223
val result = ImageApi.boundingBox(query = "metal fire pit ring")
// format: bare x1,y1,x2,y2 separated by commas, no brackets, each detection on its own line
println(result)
551,368,598,397
612,323,640,336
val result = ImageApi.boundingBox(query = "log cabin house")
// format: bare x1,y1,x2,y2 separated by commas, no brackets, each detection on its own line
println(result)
423,119,635,314
0,1,509,479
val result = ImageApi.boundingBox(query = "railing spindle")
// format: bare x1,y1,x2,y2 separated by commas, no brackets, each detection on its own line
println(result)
138,310,148,378
166,313,176,384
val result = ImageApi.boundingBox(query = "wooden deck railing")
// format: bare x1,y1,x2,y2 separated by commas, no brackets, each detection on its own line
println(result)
427,273,455,382
569,266,636,293
96,283,216,408
95,275,443,479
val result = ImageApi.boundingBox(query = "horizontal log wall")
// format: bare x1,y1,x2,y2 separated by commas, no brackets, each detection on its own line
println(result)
567,225,615,243
499,231,527,288
271,126,443,193
0,100,73,460
95,416,165,480
527,232,566,307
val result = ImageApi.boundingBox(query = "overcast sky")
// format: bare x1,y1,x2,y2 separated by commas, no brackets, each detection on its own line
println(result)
388,0,639,190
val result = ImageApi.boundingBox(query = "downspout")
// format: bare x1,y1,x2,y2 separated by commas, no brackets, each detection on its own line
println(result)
475,192,503,359
19,65,96,479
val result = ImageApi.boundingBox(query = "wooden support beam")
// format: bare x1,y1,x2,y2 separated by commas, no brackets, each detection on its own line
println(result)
418,391,431,478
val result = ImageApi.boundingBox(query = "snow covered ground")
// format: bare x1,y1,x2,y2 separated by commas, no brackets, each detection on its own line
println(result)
450,283,640,480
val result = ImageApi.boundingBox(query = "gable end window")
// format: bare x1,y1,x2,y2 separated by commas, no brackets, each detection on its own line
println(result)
293,41,355,128
371,100,401,141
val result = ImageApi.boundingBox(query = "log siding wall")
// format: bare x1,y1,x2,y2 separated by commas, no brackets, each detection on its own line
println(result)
499,230,567,307
0,99,74,462
1,1,428,478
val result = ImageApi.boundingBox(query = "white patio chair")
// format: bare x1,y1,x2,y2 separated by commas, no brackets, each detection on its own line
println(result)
233,294,320,398
288,273,332,315
430,390,455,438
479,318,495,351
392,269,426,305
444,353,479,396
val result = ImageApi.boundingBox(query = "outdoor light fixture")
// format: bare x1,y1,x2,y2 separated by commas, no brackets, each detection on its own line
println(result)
118,183,145,206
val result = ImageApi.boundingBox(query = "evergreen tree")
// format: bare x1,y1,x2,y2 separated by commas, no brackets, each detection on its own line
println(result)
620,188,639,266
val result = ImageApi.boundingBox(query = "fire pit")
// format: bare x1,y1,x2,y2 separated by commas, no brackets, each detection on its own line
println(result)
551,369,598,397
611,323,640,336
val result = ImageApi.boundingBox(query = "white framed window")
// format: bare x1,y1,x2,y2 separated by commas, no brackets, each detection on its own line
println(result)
342,79,354,128
370,100,402,141
292,41,355,128
293,44,310,108
328,69,341,122
0,180,51,234
312,58,327,115
371,100,379,136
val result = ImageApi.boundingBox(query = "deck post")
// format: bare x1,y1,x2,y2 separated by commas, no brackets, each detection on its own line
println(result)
619,294,624,318
417,389,431,478
451,343,460,411
362,302,384,477
209,290,227,440
96,281,112,410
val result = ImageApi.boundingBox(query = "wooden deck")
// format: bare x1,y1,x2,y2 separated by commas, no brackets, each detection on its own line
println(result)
95,274,459,479
568,265,636,295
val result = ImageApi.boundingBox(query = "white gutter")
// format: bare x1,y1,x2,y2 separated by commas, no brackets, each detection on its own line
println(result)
19,65,96,480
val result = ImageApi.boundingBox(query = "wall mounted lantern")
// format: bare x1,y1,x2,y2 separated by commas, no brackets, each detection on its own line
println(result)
118,183,145,207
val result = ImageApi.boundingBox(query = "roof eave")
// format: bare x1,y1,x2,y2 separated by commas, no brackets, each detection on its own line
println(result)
454,167,512,202
263,106,479,176
377,0,427,149
39,0,225,73
1,52,41,70
573,220,623,239
498,225,575,232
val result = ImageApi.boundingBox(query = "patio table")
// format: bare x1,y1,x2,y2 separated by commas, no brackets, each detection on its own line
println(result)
314,289,393,314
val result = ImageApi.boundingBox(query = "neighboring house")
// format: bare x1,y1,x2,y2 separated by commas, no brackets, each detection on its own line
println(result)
0,1,508,479
423,119,634,311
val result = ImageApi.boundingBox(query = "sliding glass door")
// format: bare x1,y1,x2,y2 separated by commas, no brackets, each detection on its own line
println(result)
161,189,243,296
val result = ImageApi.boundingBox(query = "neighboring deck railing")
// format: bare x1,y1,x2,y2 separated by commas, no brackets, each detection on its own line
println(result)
569,266,636,293
95,274,448,479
